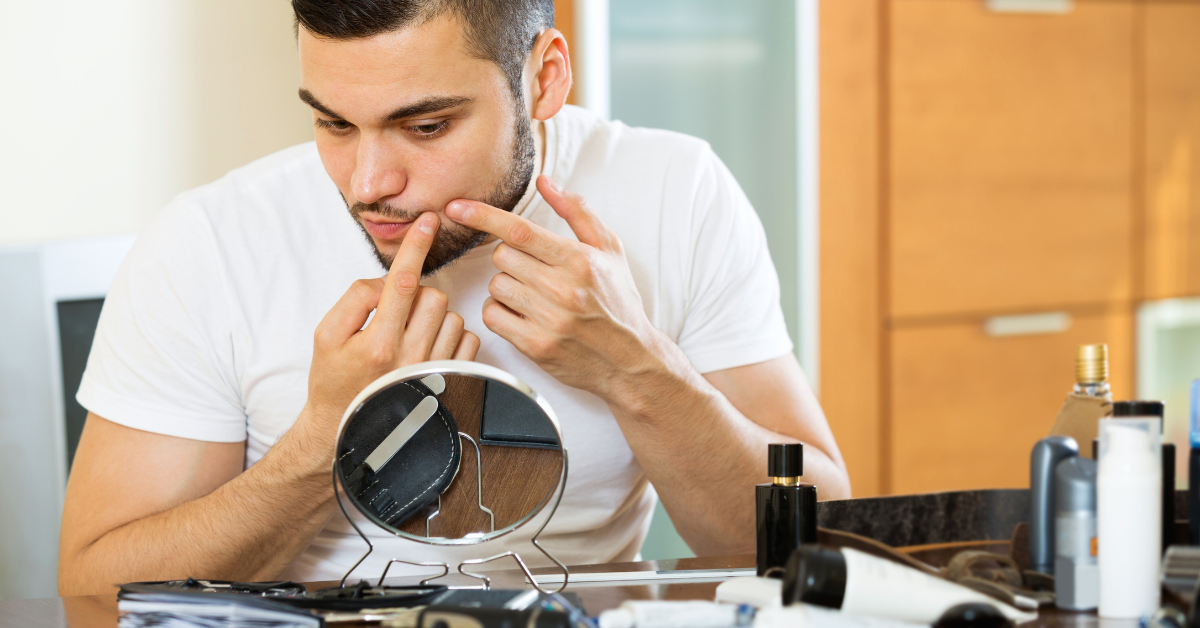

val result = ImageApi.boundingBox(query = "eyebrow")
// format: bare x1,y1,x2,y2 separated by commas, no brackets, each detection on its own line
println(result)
297,88,473,123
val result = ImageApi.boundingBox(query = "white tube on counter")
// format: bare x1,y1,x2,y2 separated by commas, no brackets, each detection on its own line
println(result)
597,601,752,628
790,547,1036,624
716,577,784,609
1097,418,1162,619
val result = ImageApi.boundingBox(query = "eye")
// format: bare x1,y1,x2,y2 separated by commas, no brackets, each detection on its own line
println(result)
407,120,450,138
315,118,354,135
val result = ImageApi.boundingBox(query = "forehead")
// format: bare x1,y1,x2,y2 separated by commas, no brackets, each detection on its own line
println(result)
298,15,502,112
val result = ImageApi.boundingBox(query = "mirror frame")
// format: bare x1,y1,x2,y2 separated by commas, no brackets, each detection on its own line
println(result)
334,360,567,546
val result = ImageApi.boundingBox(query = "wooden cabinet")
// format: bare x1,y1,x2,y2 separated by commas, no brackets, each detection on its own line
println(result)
1144,2,1200,299
889,0,1135,320
889,310,1132,495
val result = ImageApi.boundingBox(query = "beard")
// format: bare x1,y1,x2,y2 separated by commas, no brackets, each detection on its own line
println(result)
346,111,536,277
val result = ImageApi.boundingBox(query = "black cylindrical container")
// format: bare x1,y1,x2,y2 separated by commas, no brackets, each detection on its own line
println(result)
756,443,818,576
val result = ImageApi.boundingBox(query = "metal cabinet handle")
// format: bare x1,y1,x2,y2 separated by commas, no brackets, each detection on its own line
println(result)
984,311,1073,337
986,0,1073,14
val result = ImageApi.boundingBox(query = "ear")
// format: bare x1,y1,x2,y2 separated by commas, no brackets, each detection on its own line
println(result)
527,28,572,122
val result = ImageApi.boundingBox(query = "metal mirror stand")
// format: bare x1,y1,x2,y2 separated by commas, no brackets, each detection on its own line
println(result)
330,363,571,594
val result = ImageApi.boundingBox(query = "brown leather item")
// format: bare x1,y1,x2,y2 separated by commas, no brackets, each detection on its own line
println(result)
1048,394,1112,459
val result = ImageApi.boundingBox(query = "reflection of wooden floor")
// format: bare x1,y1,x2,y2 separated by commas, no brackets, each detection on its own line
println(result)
397,374,563,539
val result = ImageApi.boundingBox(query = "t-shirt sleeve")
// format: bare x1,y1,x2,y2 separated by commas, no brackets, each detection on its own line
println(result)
76,197,247,442
674,147,795,374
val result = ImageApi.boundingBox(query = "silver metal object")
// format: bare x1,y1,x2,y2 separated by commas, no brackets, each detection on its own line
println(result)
332,361,570,594
363,396,438,473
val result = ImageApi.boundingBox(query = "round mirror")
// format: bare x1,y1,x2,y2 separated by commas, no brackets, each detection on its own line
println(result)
335,361,565,546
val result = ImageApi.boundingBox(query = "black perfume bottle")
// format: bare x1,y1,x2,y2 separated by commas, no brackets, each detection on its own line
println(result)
756,443,818,576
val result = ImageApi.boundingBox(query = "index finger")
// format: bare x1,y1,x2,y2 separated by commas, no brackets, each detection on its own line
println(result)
372,212,439,333
445,199,571,264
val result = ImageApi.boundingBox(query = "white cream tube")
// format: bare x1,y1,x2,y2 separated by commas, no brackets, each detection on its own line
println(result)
836,549,1035,624
597,601,751,628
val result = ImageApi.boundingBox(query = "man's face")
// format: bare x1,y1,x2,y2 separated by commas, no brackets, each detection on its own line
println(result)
298,16,534,275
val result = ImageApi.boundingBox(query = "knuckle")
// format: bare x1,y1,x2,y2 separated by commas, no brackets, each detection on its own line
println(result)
422,287,449,309
393,271,420,294
508,223,536,248
368,343,396,366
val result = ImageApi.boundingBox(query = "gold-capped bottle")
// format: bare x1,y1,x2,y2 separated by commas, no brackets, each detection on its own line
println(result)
756,443,817,576
1049,344,1113,459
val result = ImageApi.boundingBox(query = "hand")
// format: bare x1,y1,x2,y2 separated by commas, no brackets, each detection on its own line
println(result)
301,212,480,450
445,175,660,400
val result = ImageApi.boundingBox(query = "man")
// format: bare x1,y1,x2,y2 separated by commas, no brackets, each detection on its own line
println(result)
58,0,849,595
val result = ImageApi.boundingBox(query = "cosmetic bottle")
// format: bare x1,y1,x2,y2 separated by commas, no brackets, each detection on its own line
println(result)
1049,344,1113,459
1097,417,1162,618
756,443,817,576
1030,436,1078,574
1054,456,1098,610
1111,401,1172,551
781,546,1035,624
1190,380,1200,545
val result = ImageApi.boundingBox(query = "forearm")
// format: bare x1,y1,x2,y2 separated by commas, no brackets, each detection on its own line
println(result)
605,334,849,556
59,419,336,596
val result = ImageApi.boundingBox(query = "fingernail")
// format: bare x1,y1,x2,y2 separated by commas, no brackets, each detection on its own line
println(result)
446,201,473,222
418,213,437,234
545,176,561,193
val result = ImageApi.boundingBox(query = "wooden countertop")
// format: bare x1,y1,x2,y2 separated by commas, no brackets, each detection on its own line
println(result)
0,554,1135,628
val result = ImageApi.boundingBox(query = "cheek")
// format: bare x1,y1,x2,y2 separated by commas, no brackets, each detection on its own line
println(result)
314,135,357,198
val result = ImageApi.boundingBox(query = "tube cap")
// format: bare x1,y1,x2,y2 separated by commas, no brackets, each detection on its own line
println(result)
769,443,803,478
1111,401,1165,418
782,546,846,608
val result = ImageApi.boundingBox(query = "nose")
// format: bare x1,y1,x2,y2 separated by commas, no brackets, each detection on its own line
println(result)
350,131,407,205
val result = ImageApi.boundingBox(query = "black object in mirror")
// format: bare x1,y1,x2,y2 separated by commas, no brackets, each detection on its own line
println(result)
335,365,565,544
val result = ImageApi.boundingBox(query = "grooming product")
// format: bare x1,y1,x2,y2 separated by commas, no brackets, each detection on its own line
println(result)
1098,417,1162,618
716,577,783,610
1030,436,1079,574
933,603,1012,628
1190,380,1200,545
1049,344,1113,459
598,601,753,628
756,443,817,576
417,606,571,628
781,546,1035,624
1161,545,1200,597
1054,456,1099,610
1112,401,1172,551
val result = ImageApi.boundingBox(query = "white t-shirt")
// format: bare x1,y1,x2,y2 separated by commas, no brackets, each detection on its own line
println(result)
78,104,792,581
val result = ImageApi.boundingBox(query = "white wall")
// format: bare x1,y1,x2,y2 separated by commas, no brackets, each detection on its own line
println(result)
0,0,313,245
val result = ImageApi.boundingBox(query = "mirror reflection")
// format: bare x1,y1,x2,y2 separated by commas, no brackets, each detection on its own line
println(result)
337,371,564,544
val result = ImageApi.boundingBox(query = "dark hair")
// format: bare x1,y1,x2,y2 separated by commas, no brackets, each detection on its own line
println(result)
292,0,555,102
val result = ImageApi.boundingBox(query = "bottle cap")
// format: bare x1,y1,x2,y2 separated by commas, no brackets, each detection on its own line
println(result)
1075,344,1108,384
1111,401,1164,418
769,443,803,479
782,546,846,608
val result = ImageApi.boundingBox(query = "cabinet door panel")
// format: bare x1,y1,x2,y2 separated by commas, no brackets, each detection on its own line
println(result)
1144,2,1200,299
890,0,1134,319
889,311,1132,495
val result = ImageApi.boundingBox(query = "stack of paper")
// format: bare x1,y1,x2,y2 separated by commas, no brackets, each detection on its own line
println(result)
118,591,323,628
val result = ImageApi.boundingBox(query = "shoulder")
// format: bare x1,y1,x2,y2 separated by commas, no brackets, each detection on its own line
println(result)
146,142,345,254
174,142,332,215
552,105,717,183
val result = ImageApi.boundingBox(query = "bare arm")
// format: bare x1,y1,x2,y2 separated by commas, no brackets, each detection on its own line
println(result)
58,213,480,595
58,411,334,596
445,177,850,557
608,352,849,556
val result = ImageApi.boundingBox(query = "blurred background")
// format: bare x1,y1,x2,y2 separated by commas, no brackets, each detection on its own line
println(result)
1,0,1198,600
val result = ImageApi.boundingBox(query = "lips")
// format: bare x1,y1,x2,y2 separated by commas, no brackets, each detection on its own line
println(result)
360,215,414,241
